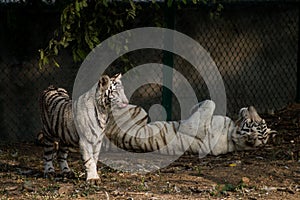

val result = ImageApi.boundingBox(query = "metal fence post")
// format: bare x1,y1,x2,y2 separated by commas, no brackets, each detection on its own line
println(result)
162,2,175,121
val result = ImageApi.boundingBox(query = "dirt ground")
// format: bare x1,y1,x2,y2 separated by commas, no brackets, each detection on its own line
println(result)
0,104,300,200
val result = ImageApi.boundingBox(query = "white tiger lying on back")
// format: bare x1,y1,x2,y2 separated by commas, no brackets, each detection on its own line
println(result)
104,100,276,156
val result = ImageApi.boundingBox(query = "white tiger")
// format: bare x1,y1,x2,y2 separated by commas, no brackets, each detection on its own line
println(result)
73,73,128,184
104,100,276,157
39,73,128,184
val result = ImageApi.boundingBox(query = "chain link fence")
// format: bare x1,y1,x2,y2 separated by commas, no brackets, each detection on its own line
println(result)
0,1,299,142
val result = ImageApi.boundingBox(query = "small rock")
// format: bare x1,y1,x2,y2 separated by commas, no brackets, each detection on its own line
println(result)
23,181,35,192
242,177,250,184
262,186,277,191
11,151,18,158
149,197,159,200
174,185,180,193
58,184,74,195
5,185,18,191
17,168,33,175
144,181,149,189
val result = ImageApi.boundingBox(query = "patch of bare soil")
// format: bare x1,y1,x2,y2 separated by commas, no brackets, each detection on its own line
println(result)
0,104,299,199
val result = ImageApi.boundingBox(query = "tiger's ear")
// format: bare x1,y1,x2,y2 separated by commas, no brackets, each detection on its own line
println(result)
239,107,248,118
99,75,110,91
114,73,122,81
248,106,262,122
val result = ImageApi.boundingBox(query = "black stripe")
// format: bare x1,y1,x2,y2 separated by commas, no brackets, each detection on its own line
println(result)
179,136,185,153
123,116,148,135
94,106,102,128
46,92,60,107
113,107,136,122
43,157,53,162
128,136,134,150
65,113,76,146
83,158,91,165
134,133,141,150
50,99,64,135
148,137,153,151
53,100,64,138
159,128,167,146
241,128,250,132
44,150,54,156
121,131,127,148
130,107,142,119
69,129,79,146
58,147,68,154
88,123,98,137
143,143,148,152
59,103,69,143
48,96,64,114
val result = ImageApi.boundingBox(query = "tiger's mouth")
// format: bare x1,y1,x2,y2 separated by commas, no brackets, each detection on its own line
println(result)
117,102,128,108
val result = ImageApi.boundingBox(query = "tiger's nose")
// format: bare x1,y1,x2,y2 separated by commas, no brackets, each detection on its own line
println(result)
123,98,129,105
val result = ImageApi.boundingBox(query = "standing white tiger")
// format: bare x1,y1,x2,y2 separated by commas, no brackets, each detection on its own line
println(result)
38,73,128,184
73,73,128,184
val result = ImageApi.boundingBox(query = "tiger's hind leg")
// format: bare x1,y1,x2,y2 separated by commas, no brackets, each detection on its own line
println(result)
37,130,56,178
57,145,75,178
43,142,57,178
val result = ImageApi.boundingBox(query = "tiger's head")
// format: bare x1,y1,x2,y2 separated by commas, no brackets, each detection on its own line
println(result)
232,106,276,150
96,73,129,110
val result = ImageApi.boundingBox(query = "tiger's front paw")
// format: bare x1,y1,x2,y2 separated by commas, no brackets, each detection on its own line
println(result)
87,178,101,186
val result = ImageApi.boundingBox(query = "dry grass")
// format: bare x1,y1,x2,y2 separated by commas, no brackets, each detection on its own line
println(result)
0,104,299,200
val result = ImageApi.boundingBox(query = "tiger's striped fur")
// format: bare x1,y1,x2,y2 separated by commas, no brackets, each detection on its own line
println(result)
38,86,78,177
38,73,128,182
104,100,275,156
73,73,128,183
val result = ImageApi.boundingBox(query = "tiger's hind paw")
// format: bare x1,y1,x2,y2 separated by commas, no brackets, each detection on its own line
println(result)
44,171,56,179
62,170,76,179
87,178,101,186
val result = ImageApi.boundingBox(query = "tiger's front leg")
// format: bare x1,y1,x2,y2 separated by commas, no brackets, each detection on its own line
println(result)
79,139,101,185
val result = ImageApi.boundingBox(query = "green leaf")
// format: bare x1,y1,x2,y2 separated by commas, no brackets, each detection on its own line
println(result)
119,19,124,27
167,0,173,7
42,56,49,66
85,32,94,49
75,1,80,12
103,0,108,7
77,48,86,60
53,59,60,67
39,49,44,60
129,0,136,10
217,4,224,12
54,46,58,55
91,36,100,44
82,0,88,7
